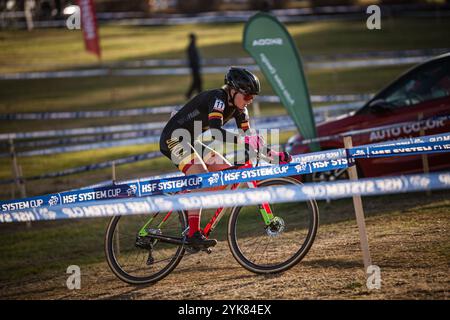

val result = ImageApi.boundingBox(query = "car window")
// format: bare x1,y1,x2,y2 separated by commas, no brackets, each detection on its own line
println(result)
378,58,450,108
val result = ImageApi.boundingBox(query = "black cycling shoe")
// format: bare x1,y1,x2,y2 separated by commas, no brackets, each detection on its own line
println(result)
185,231,217,249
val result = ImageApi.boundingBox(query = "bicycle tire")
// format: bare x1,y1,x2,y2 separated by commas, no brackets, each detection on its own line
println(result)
227,177,319,274
105,210,187,285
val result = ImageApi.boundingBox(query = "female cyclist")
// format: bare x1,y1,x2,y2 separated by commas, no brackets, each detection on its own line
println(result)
159,67,291,249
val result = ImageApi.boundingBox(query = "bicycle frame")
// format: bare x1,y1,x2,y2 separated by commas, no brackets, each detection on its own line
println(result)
137,160,275,239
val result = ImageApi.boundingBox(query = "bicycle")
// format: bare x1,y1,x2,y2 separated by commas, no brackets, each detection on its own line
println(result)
105,152,319,285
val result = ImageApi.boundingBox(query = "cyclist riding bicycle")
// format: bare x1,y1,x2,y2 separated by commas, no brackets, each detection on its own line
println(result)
159,67,292,250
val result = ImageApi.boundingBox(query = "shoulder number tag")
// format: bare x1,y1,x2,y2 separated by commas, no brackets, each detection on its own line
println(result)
213,99,225,112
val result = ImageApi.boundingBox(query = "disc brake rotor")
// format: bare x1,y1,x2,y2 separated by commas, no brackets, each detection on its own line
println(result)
266,216,285,237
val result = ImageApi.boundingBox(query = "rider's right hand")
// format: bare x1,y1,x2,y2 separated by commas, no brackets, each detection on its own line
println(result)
244,135,265,151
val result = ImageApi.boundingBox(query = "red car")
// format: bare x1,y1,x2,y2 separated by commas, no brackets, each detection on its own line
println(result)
285,53,450,180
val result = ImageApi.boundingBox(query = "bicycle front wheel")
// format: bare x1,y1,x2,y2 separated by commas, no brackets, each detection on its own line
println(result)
105,210,187,285
227,177,319,274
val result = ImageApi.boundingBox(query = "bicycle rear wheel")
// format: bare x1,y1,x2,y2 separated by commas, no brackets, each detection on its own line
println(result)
227,177,319,274
105,210,187,285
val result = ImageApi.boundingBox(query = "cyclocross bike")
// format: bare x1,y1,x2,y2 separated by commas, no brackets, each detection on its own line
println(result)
105,152,319,285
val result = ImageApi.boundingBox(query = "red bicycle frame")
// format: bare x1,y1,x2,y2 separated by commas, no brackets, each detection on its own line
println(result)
140,160,275,239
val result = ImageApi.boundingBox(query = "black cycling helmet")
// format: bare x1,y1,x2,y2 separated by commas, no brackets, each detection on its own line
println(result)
224,67,261,95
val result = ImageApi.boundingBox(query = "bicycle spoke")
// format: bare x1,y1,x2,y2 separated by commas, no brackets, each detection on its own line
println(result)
106,210,187,284
116,232,137,240
259,237,273,265
246,233,265,262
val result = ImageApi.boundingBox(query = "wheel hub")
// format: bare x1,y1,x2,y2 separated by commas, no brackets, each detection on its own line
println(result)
266,216,285,237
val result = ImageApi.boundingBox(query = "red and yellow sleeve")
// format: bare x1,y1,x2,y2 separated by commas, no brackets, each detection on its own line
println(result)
208,112,224,121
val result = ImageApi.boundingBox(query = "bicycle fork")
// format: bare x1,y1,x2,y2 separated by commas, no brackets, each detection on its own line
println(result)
247,180,275,226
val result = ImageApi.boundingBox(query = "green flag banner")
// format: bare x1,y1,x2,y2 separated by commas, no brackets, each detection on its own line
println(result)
243,12,319,151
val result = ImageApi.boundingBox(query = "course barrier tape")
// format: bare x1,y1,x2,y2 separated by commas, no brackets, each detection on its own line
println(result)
0,157,351,213
0,116,447,185
303,48,450,62
348,135,450,158
0,139,294,185
94,50,443,68
0,108,356,158
8,104,444,160
0,115,293,158
1,132,449,213
0,116,291,155
307,56,435,70
0,129,162,150
0,122,166,141
0,113,302,142
65,148,348,192
0,54,431,80
75,148,349,191
0,98,365,121
1,126,446,186
0,151,163,185
3,111,445,149
1,171,449,224
0,106,179,121
6,48,447,76
0,121,293,158
10,48,444,71
1,136,160,158
0,102,362,157
0,101,359,155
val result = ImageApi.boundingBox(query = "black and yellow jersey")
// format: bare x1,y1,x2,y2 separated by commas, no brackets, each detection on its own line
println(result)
160,88,250,147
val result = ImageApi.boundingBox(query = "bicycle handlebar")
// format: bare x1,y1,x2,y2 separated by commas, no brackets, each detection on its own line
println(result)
224,145,273,170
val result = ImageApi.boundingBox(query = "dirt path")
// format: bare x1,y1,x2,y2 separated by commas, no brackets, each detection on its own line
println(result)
1,200,448,300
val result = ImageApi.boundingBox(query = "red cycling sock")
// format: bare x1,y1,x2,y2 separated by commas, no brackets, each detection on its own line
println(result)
188,214,200,237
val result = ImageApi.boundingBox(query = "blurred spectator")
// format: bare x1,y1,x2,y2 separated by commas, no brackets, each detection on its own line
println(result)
185,33,203,99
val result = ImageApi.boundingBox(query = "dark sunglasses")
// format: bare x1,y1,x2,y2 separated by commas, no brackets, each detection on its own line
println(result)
239,91,255,101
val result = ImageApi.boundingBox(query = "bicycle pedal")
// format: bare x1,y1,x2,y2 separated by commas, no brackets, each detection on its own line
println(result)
202,248,213,254
185,246,201,254
146,252,154,265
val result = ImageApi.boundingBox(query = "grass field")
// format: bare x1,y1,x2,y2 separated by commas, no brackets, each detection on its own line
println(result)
2,19,450,74
3,18,450,115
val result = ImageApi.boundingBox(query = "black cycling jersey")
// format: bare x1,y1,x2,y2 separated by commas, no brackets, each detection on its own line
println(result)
159,88,252,172
160,88,250,146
